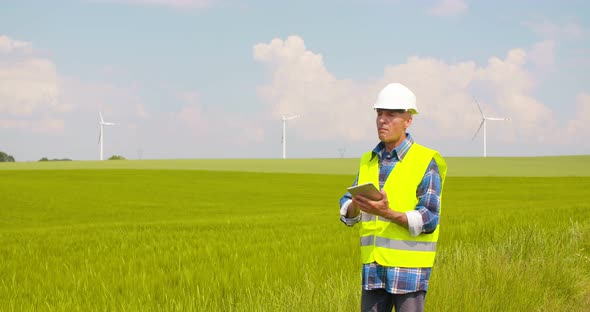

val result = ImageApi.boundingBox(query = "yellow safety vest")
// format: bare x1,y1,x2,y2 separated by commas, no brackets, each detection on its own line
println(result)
357,143,447,268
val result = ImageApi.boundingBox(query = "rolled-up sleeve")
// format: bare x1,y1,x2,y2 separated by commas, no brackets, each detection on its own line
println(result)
339,174,361,226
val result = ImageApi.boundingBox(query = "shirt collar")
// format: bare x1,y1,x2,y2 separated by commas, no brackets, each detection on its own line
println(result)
371,133,414,161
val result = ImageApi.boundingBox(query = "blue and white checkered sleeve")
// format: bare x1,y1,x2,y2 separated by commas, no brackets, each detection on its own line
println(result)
415,159,442,234
340,174,361,226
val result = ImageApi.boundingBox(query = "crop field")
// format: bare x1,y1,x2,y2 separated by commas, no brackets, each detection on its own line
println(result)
1,157,589,311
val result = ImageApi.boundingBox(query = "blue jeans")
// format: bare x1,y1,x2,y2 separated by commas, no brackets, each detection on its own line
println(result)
361,289,426,312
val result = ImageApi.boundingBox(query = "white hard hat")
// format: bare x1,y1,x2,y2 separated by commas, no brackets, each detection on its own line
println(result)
373,83,419,114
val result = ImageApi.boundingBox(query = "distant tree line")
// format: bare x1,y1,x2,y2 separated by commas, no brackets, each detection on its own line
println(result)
0,151,15,162
0,151,126,162
39,157,72,162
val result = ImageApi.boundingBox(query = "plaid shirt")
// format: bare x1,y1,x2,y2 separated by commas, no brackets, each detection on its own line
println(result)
339,134,442,294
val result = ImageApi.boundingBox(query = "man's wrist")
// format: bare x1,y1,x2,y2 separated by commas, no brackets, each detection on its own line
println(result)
347,202,360,218
340,200,352,217
384,210,407,226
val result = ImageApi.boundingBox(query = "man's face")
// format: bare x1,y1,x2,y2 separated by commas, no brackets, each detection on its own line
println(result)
376,109,413,143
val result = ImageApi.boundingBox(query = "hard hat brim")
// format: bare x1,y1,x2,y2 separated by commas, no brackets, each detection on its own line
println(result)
373,106,419,115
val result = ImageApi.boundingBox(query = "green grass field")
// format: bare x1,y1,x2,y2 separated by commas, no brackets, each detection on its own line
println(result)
1,157,589,311
1,155,589,176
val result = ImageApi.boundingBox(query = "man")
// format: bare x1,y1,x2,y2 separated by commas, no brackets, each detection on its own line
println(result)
340,83,447,312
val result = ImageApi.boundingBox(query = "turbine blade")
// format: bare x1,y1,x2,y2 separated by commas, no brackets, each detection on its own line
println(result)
472,120,484,141
98,128,102,144
473,97,485,118
99,112,104,123
486,117,510,121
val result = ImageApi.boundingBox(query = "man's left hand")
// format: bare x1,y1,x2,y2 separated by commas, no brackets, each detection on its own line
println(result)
353,190,408,226
352,190,394,220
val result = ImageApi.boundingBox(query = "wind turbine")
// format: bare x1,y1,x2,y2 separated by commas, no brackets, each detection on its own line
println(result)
98,112,115,160
472,97,510,158
281,114,300,159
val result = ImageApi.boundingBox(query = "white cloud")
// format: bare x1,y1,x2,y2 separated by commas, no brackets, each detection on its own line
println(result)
521,19,582,84
0,118,64,134
527,40,556,69
0,35,65,135
0,58,63,116
0,35,32,54
427,0,468,16
253,35,571,149
441,49,553,140
6,69,267,159
254,35,375,142
522,19,584,40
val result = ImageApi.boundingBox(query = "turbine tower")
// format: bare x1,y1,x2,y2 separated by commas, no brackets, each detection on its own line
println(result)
472,97,510,158
98,112,115,160
281,114,300,159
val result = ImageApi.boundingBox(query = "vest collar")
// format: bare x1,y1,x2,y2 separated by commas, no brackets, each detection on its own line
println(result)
371,133,414,162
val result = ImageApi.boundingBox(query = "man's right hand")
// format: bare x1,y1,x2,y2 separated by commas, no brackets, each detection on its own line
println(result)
345,200,361,218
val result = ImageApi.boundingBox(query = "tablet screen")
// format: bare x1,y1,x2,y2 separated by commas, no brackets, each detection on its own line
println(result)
347,183,383,201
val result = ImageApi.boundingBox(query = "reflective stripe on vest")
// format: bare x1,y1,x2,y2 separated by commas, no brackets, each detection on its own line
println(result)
360,236,437,252
357,143,447,268
361,213,376,222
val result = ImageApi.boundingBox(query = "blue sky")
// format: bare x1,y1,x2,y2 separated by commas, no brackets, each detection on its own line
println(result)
1,0,589,160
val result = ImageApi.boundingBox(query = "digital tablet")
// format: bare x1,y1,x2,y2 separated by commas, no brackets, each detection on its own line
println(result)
347,182,383,201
